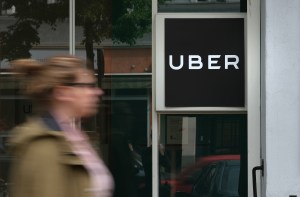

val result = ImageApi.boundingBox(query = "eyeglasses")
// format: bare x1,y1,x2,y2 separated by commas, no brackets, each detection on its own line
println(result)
64,82,97,88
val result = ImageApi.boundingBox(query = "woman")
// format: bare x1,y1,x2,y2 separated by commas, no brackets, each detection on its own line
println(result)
9,55,114,197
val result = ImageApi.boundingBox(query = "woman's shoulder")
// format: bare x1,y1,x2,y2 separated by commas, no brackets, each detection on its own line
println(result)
9,117,65,152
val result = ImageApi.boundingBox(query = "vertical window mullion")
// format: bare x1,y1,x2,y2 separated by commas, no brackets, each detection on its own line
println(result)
152,1,158,197
69,0,75,55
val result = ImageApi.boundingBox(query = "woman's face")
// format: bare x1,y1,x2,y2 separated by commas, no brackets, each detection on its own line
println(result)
68,69,104,118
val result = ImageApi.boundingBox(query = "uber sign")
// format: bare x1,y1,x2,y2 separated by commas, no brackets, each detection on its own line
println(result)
165,18,245,107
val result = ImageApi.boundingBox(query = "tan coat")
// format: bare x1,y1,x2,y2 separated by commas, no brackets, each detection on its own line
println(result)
9,118,93,197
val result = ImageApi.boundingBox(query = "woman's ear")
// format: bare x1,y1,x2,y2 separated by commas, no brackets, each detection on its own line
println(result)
52,86,73,102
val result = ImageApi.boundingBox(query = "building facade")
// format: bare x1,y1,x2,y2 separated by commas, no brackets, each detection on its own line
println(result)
0,0,300,197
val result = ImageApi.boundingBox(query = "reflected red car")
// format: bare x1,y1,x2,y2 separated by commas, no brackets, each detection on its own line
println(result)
161,154,240,195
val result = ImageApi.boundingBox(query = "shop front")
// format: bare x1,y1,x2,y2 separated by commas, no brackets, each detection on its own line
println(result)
152,1,261,197
0,1,262,197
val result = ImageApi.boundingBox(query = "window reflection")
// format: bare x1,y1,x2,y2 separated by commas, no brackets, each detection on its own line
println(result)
159,114,247,197
1,1,152,195
75,0,153,193
81,75,152,197
0,0,69,194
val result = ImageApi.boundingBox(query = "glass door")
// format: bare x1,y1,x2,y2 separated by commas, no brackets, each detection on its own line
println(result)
158,114,247,197
152,0,261,196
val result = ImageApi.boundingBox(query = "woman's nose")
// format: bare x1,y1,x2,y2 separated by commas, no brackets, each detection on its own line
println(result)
96,87,104,96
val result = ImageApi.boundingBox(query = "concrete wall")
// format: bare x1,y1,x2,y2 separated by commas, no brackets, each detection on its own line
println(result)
261,0,300,196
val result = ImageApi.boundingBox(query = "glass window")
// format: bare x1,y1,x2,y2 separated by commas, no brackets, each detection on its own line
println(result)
1,2,153,197
0,1,255,197
159,114,247,197
0,0,69,187
81,75,152,197
221,163,240,195
158,0,247,12
74,0,153,196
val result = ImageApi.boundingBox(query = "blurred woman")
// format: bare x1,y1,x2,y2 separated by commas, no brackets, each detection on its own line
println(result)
9,55,114,197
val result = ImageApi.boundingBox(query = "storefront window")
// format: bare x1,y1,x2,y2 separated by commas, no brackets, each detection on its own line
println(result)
158,0,247,12
0,1,69,188
80,75,152,197
74,1,153,197
1,2,152,196
0,0,257,197
1,0,153,196
159,114,247,197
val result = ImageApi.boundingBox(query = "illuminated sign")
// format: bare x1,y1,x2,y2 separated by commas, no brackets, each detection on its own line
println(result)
165,18,245,107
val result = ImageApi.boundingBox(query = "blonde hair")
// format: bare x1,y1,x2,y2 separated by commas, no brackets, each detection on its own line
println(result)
12,55,89,106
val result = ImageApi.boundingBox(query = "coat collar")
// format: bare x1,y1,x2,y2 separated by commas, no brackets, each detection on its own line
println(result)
40,112,62,132
10,116,85,166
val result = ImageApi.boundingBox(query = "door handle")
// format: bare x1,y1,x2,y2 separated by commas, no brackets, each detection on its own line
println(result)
252,161,264,197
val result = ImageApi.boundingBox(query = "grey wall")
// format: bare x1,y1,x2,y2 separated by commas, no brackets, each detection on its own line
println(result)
261,0,300,196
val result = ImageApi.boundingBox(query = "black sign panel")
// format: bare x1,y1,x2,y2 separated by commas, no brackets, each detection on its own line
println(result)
165,18,245,107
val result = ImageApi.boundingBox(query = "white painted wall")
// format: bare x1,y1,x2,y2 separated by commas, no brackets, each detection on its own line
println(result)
262,0,300,196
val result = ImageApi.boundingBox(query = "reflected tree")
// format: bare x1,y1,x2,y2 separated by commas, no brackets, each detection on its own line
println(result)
0,0,151,69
